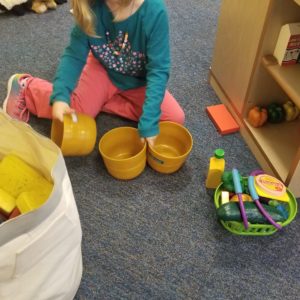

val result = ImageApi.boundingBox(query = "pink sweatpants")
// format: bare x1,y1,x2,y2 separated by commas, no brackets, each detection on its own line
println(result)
24,54,185,125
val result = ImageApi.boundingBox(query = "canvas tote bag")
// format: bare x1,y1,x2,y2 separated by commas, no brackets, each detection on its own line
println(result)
0,110,82,300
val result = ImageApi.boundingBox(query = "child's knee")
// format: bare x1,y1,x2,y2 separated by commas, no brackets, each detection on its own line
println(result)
70,99,98,118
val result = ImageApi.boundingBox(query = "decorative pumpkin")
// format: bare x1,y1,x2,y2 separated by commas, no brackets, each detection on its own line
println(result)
283,101,300,121
247,106,268,128
267,103,285,123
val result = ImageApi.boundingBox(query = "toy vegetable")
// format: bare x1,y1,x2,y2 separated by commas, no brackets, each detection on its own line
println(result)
283,101,300,121
232,168,248,229
247,106,268,127
217,202,287,223
248,176,282,230
267,103,285,123
222,171,244,192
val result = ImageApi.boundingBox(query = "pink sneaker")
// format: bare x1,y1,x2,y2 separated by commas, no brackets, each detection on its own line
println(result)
3,74,31,122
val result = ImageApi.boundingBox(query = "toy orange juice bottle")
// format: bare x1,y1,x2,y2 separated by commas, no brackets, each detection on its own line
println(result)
205,149,225,189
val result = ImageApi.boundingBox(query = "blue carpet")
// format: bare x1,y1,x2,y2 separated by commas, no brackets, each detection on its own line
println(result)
0,1,299,299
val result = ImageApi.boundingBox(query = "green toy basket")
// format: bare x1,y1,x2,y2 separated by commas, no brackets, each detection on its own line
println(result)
214,183,298,236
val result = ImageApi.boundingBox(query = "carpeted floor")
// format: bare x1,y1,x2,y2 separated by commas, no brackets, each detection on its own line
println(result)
1,1,300,299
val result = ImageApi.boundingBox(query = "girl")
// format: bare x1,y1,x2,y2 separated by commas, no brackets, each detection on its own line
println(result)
3,0,185,145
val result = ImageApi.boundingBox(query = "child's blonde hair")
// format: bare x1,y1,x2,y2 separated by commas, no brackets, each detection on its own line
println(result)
72,0,133,36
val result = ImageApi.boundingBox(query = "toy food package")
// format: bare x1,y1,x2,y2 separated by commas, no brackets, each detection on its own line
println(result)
273,23,300,66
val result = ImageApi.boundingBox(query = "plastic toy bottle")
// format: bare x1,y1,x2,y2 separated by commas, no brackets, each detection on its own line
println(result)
205,149,225,189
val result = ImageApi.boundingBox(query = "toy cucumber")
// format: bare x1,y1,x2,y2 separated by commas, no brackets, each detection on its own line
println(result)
217,202,287,224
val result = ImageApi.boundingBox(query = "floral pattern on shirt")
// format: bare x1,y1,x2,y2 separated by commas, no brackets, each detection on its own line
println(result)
91,30,146,77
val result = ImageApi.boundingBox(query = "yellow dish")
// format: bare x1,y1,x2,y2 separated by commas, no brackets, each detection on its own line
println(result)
147,121,193,174
99,127,146,180
51,113,97,156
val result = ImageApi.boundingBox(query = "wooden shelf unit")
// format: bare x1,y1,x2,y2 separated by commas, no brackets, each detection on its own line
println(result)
262,55,300,108
244,118,300,182
209,0,300,197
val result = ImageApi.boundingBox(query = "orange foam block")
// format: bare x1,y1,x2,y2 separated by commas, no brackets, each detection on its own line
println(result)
206,104,239,135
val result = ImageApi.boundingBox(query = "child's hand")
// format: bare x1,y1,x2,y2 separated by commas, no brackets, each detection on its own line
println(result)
141,136,157,147
52,101,75,122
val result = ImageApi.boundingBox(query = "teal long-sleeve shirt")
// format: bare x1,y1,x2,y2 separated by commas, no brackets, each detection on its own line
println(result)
50,0,170,137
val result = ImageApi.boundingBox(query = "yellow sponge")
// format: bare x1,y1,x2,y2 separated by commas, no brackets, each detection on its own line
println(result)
16,184,53,214
0,154,52,198
0,188,16,215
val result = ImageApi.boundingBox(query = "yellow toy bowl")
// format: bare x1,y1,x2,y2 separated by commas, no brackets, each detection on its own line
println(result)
51,113,97,156
147,121,193,174
99,127,147,180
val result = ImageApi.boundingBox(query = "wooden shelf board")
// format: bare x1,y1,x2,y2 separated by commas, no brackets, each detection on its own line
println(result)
262,55,300,108
244,118,300,181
